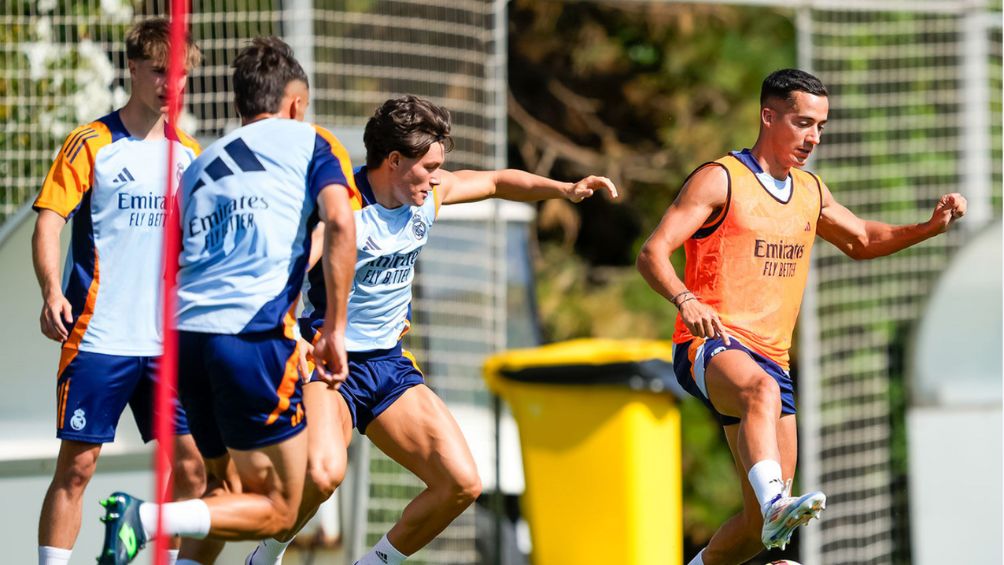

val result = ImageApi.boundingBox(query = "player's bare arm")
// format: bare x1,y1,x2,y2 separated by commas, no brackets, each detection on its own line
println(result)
436,169,618,206
31,209,72,342
636,165,730,343
817,180,967,260
312,184,357,387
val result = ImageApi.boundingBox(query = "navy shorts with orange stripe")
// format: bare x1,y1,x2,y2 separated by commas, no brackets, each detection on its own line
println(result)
55,349,189,443
672,336,796,426
178,329,305,458
309,342,424,434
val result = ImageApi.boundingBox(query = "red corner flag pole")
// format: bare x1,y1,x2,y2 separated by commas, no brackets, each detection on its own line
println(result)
156,3,191,565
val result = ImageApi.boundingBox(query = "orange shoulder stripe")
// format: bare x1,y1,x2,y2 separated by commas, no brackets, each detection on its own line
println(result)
174,126,202,156
311,124,363,211
35,121,114,218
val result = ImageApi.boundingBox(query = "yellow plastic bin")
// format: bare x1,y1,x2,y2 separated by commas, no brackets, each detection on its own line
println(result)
484,339,683,565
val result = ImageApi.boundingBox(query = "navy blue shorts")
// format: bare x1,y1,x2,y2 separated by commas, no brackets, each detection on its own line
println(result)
310,343,425,434
178,329,306,458
672,337,796,426
55,349,189,444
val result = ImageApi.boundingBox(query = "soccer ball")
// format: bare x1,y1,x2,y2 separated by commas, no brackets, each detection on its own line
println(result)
767,561,802,565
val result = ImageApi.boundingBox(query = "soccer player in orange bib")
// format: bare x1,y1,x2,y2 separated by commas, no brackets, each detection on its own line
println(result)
637,69,966,565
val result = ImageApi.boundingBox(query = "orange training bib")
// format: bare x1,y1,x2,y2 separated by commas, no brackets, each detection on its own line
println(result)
672,153,822,369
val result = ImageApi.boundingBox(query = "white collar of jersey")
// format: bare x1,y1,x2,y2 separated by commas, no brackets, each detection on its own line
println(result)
755,170,792,201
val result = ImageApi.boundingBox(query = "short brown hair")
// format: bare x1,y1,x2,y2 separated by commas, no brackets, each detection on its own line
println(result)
231,37,308,119
125,18,202,70
364,95,454,169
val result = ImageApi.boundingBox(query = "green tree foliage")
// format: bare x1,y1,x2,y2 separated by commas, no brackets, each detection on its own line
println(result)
509,1,796,232
0,1,132,221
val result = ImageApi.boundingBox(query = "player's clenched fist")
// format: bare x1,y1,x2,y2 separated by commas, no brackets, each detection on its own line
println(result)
312,330,348,389
928,193,967,233
39,292,73,342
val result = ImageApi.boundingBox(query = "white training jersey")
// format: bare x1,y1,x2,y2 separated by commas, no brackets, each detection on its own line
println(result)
34,110,200,356
300,166,438,351
176,118,359,334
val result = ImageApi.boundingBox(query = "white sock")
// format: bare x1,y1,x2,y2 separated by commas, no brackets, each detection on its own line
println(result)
247,537,292,565
357,534,407,565
38,546,72,565
167,548,180,565
748,459,786,516
138,499,212,539
687,548,706,565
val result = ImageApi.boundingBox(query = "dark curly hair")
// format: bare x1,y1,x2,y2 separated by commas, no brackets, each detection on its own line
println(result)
364,95,454,169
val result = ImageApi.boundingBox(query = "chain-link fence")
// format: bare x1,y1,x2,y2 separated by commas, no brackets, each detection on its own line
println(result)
798,3,1002,564
312,3,508,563
3,2,1000,564
1,1,508,563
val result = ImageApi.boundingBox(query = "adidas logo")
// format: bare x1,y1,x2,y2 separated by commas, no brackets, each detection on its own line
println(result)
376,550,388,563
363,236,381,252
112,167,135,184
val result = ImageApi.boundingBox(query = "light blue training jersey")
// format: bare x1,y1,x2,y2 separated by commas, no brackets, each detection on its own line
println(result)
300,166,438,351
34,111,200,355
177,118,358,334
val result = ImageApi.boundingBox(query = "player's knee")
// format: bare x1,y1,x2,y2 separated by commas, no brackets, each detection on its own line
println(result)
172,454,208,499
462,474,483,507
308,457,346,499
740,376,781,414
443,466,482,509
54,453,98,493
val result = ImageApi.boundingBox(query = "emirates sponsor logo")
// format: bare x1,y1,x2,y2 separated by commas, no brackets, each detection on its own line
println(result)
754,239,805,260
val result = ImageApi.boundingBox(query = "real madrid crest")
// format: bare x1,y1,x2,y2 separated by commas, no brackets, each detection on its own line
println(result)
70,408,87,431
411,214,427,239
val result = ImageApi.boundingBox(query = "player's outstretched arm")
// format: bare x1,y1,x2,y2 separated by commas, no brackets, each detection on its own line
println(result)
32,209,72,342
437,169,618,206
312,184,356,388
636,165,730,343
817,181,967,260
